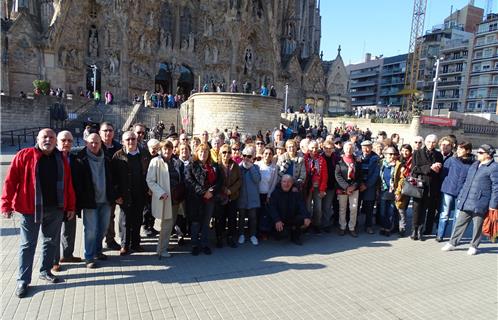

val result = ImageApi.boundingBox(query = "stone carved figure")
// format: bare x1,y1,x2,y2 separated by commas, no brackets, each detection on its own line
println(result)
181,38,188,51
188,32,195,52
139,34,145,52
204,46,210,63
213,46,218,63
109,52,120,74
205,18,213,36
88,27,99,57
244,48,253,74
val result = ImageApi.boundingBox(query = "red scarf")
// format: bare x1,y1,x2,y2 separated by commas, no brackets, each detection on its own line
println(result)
342,154,355,180
403,156,412,178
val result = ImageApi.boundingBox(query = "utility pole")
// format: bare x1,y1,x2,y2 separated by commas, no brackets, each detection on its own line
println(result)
430,57,443,116
284,83,289,115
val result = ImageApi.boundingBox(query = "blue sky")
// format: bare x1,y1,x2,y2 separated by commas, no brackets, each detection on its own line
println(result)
320,0,489,65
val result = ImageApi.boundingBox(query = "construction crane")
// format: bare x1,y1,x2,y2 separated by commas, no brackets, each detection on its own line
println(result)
486,0,494,17
402,0,427,112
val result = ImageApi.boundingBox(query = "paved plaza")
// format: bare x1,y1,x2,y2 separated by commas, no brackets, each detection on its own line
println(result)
0,208,496,320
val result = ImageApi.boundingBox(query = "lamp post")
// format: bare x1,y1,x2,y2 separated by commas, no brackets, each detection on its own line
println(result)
430,56,443,116
284,83,289,115
90,64,98,93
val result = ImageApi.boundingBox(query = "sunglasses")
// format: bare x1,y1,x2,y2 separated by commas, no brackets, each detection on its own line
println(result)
221,151,232,155
101,129,114,132
385,153,396,155
136,131,145,135
61,139,73,142
256,142,264,145
232,148,240,151
477,151,487,154
414,141,423,144
243,154,253,159
124,138,136,141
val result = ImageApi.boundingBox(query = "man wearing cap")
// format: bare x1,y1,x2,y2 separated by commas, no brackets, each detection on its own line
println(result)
442,144,498,255
358,140,380,234
333,138,343,158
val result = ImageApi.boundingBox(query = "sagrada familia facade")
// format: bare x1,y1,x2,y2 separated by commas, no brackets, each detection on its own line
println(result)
1,0,350,114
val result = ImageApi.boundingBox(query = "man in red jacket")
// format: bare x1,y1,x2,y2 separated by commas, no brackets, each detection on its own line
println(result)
1,128,76,298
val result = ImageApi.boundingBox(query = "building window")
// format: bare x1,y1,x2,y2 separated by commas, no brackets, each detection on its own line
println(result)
474,50,483,59
486,34,495,44
456,63,463,72
463,50,468,57
473,63,481,72
484,48,494,57
442,65,449,73
482,64,491,71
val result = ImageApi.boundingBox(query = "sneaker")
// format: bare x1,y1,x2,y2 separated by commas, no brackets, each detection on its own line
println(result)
15,283,28,298
96,253,108,261
85,260,97,269
238,235,245,244
160,251,171,258
441,243,456,252
435,237,444,242
366,227,374,234
59,256,82,263
250,236,259,246
349,230,358,238
467,247,477,256
39,272,59,283
51,264,62,273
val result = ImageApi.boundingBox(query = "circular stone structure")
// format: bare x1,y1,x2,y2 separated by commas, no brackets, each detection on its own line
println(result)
181,93,283,136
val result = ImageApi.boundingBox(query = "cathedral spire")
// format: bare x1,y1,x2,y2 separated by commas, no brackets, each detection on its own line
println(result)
337,45,342,57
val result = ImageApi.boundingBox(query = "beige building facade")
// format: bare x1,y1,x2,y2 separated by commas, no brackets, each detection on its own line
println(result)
1,0,349,114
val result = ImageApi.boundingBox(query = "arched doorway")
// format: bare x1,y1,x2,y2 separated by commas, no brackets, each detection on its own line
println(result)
177,65,194,97
155,63,172,94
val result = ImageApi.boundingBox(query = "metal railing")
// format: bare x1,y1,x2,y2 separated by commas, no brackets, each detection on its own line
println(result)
1,127,44,150
462,123,498,135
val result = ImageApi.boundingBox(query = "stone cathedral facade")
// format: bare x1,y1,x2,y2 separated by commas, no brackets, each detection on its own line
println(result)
1,0,350,114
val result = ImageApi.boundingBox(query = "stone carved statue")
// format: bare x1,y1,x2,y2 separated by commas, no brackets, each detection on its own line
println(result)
188,32,195,52
244,48,253,74
88,27,99,57
204,46,210,63
181,38,188,51
139,35,145,52
109,52,120,74
205,18,213,36
213,46,218,63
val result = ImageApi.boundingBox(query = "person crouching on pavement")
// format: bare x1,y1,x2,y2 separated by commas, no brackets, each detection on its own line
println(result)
268,174,311,245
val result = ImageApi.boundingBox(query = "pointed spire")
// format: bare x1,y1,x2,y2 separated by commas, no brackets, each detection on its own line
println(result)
337,45,342,56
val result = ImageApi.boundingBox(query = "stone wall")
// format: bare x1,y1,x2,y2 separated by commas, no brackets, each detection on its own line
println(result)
182,93,283,136
0,95,93,133
282,113,497,147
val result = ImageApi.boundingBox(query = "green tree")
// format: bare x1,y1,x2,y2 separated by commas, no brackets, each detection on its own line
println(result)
32,80,50,95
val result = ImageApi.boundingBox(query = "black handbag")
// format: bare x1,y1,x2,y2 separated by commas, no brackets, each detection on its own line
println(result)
381,191,396,201
401,178,424,198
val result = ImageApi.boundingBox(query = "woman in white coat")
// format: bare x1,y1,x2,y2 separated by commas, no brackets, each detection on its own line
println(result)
146,141,174,258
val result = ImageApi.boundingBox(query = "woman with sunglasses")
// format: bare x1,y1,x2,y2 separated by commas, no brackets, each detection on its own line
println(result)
394,144,413,236
215,144,241,248
185,143,223,255
256,146,279,240
231,142,243,164
238,146,261,246
276,139,306,192
379,147,403,236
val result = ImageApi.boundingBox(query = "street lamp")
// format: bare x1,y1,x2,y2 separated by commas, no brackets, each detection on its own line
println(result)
90,64,98,93
284,83,289,115
430,56,443,116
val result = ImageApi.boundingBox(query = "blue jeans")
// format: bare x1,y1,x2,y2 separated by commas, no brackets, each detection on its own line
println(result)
18,207,63,285
361,200,375,229
437,193,457,239
321,190,335,228
379,192,396,230
82,203,111,261
191,201,215,248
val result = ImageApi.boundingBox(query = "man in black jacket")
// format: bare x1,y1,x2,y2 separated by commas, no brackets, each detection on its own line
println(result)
99,122,122,250
269,175,311,245
112,131,151,255
411,134,443,240
72,133,114,268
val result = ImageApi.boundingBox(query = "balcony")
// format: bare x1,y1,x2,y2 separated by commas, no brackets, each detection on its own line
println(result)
381,68,404,76
350,70,378,79
440,68,465,75
349,80,377,88
351,100,377,106
474,39,498,48
435,95,460,100
350,90,376,97
468,80,498,87
438,80,462,87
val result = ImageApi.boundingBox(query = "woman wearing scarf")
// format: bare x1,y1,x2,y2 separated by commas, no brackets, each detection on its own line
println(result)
436,141,474,242
335,142,362,237
215,144,241,248
185,143,223,255
379,147,402,236
394,144,413,237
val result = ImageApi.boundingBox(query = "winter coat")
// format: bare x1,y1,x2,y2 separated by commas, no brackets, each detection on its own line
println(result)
303,153,328,193
1,147,76,214
456,159,498,216
111,148,151,208
185,160,223,222
359,152,380,201
71,148,114,209
335,158,362,193
411,147,443,198
219,160,242,201
146,156,173,220
276,153,306,189
238,163,261,209
440,155,474,197
268,185,310,223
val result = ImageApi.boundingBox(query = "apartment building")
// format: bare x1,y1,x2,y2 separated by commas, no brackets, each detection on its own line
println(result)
466,13,498,112
379,54,407,108
346,54,382,108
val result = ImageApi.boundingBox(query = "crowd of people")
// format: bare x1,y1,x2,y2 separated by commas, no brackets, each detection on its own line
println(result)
1,121,497,299
354,107,411,124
